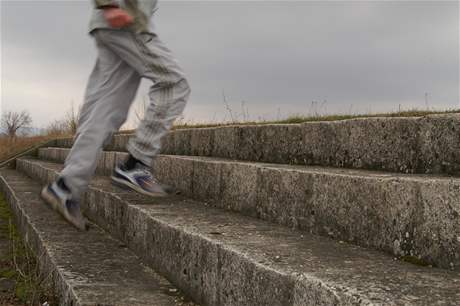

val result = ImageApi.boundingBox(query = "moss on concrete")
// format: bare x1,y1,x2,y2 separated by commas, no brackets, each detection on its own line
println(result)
400,255,432,267
0,193,57,305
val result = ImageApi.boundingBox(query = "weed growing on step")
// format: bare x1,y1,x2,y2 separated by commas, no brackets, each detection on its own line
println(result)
116,108,459,131
0,193,57,305
168,108,460,130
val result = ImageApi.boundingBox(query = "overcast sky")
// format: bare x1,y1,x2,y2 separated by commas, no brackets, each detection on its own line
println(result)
1,1,459,128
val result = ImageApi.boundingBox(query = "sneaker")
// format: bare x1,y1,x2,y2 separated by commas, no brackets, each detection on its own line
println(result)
40,180,88,231
111,163,176,197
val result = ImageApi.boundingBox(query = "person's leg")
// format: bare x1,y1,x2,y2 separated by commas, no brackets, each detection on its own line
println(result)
59,34,141,200
41,31,142,230
93,30,190,196
94,30,191,167
126,36,190,167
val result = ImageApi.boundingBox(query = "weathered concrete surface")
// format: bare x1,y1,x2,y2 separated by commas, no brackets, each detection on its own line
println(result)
16,158,460,306
38,148,460,270
0,169,196,306
54,114,460,175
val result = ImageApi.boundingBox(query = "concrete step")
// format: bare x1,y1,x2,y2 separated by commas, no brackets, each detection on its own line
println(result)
0,169,196,306
15,157,460,306
54,114,460,175
38,147,460,270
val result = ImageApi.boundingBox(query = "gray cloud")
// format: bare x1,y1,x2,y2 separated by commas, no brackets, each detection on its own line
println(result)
1,1,458,127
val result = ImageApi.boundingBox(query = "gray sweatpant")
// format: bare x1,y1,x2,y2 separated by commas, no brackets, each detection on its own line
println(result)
60,29,191,200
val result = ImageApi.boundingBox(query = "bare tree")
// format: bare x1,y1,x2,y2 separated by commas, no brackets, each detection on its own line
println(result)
65,102,81,135
44,103,81,136
1,110,32,138
45,119,68,137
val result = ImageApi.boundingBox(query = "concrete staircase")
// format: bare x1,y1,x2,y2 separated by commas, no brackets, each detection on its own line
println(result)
1,114,460,305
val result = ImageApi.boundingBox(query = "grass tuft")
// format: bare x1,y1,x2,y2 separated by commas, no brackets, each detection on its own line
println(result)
0,193,57,305
170,108,460,130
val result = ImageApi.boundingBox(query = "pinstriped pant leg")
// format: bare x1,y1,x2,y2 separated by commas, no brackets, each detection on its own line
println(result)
59,34,141,200
94,30,191,167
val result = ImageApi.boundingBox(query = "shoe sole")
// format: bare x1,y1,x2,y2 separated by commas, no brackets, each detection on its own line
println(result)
111,176,168,197
40,186,88,231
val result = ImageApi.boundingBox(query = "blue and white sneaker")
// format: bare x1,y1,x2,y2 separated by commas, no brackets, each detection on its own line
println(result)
40,179,88,231
111,164,176,197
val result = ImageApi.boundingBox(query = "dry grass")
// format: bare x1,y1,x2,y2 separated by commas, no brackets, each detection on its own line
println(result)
115,108,460,134
0,136,56,162
171,108,460,130
2,108,459,162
